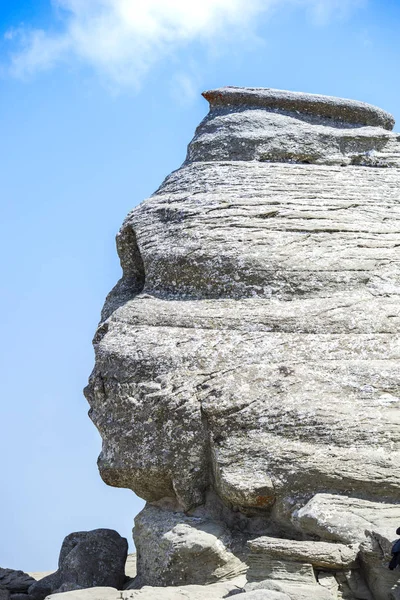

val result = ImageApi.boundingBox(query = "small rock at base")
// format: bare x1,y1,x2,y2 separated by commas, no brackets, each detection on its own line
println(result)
28,529,128,600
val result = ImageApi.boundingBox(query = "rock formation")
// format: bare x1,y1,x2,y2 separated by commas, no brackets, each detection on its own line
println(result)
85,87,400,600
27,529,127,599
0,568,37,600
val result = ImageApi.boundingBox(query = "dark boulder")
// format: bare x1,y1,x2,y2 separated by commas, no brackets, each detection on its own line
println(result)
0,569,36,596
28,529,128,600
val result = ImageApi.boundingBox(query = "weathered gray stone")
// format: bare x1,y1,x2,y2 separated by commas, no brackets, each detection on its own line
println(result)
242,591,290,600
245,536,363,594
245,580,334,600
358,531,400,600
293,493,400,600
85,87,400,595
315,573,339,597
294,494,400,545
0,588,10,600
333,570,374,600
133,504,246,587
202,87,395,130
246,556,316,585
46,589,117,600
248,536,358,569
363,565,400,600
190,89,398,167
28,529,127,600
46,579,247,600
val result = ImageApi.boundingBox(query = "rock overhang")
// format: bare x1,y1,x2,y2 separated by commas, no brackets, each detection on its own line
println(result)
184,87,399,167
202,86,395,130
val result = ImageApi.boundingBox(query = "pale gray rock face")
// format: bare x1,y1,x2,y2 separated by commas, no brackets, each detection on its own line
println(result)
85,87,400,597
293,495,400,600
294,494,400,545
46,579,246,600
243,592,291,600
190,88,399,167
247,537,358,570
245,579,334,600
132,505,246,586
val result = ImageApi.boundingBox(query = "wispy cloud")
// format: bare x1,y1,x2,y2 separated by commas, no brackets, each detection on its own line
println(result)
4,0,365,89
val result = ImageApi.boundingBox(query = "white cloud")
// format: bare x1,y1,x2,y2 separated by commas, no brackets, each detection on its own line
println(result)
5,0,365,88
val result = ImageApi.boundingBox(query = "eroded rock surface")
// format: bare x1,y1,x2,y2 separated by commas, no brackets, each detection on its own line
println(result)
133,505,246,587
85,87,400,599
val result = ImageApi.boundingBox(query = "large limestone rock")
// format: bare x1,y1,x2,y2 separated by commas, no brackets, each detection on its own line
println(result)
247,537,359,570
132,505,246,586
85,87,400,598
293,493,400,545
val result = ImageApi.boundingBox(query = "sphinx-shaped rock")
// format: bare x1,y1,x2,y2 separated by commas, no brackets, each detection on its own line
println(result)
85,87,400,598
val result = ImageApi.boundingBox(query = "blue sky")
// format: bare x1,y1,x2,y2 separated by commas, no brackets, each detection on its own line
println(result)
1,0,399,571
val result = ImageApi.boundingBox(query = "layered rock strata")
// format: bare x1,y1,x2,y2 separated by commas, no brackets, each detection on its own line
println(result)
85,87,400,599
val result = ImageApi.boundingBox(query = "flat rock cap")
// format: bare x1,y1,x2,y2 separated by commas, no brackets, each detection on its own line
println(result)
202,86,395,130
